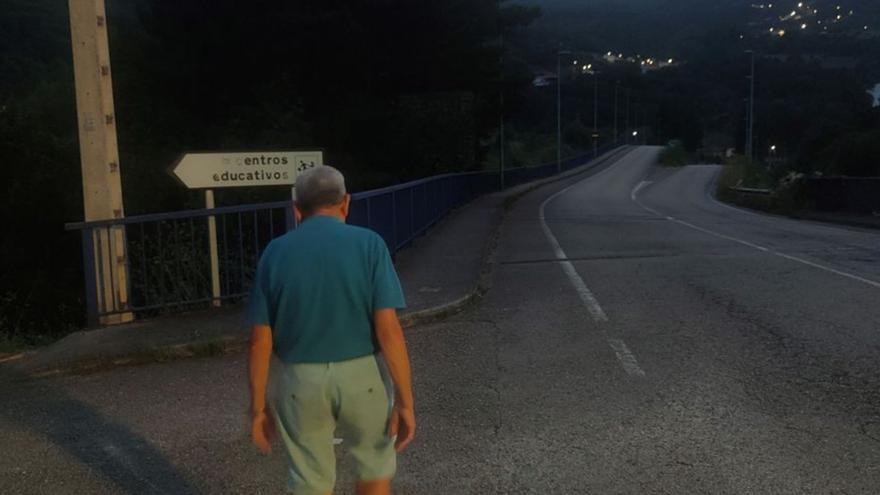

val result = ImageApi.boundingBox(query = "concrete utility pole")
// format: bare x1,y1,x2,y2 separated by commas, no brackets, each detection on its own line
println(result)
69,0,131,325
746,50,756,161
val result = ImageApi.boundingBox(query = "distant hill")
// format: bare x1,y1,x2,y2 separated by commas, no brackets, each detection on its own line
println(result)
520,0,880,64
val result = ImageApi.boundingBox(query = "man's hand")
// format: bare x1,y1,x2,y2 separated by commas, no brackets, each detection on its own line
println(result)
251,409,277,455
388,404,415,452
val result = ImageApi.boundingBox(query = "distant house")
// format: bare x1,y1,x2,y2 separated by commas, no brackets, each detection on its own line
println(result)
532,73,557,88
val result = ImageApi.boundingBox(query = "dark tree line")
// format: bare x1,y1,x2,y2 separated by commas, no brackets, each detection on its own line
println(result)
0,0,538,344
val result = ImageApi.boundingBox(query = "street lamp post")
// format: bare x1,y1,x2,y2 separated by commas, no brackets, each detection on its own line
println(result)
593,71,599,157
613,82,619,144
499,18,505,190
625,88,631,144
745,50,756,161
557,49,571,174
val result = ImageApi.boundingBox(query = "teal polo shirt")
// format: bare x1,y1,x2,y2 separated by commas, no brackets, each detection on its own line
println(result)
248,215,406,364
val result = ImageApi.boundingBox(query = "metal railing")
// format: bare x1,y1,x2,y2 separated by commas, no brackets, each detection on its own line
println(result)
66,145,618,326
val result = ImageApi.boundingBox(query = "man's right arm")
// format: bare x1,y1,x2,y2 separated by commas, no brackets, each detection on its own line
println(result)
374,308,415,452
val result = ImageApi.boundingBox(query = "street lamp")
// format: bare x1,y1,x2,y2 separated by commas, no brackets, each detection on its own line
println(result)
557,49,571,173
745,50,756,161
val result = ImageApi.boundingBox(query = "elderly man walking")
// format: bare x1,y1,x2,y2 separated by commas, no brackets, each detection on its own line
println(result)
248,166,415,495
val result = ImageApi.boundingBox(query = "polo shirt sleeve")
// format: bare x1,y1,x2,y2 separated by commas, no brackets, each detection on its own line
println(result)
248,252,272,326
372,236,406,311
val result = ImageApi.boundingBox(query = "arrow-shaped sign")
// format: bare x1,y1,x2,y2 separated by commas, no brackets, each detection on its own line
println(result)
170,151,323,189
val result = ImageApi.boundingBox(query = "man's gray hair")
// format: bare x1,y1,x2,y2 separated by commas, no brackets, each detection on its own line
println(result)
295,165,347,213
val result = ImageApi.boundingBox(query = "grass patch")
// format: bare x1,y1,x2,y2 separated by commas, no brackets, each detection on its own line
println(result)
0,333,30,354
659,141,690,167
0,331,51,355
715,155,810,214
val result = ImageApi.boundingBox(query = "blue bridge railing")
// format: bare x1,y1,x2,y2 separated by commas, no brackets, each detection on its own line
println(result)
66,145,620,326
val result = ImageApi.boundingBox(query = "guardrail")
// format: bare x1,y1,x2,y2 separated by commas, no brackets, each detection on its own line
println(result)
729,186,772,195
66,144,618,326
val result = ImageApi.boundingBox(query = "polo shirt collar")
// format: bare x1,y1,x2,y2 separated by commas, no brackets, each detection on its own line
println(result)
303,214,344,225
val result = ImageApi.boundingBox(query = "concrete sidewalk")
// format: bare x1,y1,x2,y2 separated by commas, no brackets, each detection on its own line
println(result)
3,148,632,375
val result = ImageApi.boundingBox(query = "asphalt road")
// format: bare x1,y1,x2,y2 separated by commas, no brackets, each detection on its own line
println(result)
3,146,880,494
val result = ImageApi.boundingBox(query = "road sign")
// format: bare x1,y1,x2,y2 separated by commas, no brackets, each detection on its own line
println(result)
170,151,323,189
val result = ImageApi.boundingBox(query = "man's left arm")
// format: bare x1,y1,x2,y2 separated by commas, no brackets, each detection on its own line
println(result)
249,324,276,454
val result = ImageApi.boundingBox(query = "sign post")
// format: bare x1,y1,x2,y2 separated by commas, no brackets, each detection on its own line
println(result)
171,151,323,307
205,189,221,307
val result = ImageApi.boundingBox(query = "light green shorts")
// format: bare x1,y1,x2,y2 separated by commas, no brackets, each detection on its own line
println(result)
273,353,395,495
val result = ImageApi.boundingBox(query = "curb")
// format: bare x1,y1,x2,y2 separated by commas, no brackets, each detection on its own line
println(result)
8,147,633,377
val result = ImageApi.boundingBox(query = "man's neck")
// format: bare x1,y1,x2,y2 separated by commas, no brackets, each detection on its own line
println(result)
303,211,344,222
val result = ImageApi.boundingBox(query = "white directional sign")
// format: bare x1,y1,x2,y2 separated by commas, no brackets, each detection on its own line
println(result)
170,151,323,189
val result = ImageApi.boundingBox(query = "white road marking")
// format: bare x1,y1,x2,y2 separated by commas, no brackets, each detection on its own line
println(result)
630,180,652,203
607,339,647,378
773,251,880,289
539,156,646,378
631,180,880,290
673,218,770,252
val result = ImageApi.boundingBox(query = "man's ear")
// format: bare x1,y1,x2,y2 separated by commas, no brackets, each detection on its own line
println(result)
294,204,304,223
340,194,351,220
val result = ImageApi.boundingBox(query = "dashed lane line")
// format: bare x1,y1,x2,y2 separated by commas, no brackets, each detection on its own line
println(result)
538,157,647,378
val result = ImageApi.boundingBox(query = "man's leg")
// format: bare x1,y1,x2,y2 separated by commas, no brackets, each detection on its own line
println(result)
335,355,397,492
355,479,391,495
275,363,338,495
